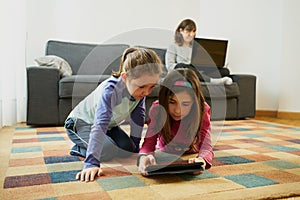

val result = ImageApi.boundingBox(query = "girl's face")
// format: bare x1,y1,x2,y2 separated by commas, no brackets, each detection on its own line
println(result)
168,91,194,121
122,72,160,100
180,28,196,45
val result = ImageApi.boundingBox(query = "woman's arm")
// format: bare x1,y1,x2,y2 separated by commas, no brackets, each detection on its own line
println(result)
165,44,177,72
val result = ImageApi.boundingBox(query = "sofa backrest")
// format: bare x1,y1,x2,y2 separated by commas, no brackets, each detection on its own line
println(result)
46,40,129,75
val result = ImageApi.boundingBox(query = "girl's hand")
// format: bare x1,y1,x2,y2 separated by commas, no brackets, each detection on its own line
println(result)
138,154,156,176
76,167,104,182
188,157,206,174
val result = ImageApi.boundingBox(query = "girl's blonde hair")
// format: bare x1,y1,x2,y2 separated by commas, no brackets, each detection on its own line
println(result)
175,19,197,46
157,68,205,147
112,47,163,78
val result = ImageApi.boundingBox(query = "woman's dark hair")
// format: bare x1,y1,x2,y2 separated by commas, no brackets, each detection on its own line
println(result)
174,19,197,46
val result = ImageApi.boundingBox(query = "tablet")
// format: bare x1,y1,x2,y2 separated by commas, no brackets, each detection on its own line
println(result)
144,161,204,176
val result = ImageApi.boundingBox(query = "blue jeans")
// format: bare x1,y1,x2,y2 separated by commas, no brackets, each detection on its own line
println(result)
65,118,136,161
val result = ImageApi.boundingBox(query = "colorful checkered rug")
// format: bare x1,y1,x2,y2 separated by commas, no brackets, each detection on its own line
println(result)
1,120,300,200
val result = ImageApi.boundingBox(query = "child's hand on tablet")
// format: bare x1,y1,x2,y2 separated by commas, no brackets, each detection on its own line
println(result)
138,154,157,175
188,157,206,174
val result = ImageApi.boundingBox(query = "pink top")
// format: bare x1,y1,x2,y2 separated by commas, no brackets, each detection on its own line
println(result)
140,100,214,169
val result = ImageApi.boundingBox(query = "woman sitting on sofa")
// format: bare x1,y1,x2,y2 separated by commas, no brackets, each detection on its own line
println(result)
166,18,232,85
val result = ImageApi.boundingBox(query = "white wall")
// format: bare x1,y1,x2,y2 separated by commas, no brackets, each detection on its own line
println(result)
278,0,300,112
0,0,26,127
198,0,282,111
26,0,201,65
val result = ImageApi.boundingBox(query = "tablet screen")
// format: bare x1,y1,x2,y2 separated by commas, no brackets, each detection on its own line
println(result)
145,161,204,176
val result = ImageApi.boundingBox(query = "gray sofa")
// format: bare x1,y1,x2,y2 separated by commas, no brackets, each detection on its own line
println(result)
26,40,256,126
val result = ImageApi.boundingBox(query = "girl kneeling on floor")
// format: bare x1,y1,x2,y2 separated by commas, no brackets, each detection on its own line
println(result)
65,47,163,182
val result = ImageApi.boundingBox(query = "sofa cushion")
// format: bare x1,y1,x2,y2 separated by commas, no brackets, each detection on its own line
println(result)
46,40,129,75
201,82,240,99
59,75,111,98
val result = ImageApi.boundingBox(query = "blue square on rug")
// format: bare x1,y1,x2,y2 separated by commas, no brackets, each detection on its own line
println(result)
38,137,65,142
44,156,81,164
49,170,81,183
178,170,219,181
215,156,254,165
97,175,146,191
37,131,63,135
266,145,299,152
11,146,42,153
225,174,279,188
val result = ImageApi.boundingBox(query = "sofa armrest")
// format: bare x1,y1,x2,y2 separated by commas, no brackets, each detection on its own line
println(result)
27,66,60,125
231,74,257,118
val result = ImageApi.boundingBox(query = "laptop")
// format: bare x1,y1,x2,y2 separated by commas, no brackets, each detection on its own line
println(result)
144,160,204,176
191,38,228,71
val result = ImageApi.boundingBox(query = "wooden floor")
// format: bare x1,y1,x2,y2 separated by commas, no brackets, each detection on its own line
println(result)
254,116,300,127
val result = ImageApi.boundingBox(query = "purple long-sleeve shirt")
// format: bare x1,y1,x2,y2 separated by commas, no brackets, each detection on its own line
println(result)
140,100,213,169
68,76,145,168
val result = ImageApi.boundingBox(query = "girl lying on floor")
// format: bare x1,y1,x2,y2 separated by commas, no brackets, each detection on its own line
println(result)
137,68,214,176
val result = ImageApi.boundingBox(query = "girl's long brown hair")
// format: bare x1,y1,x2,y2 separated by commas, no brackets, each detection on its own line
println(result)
157,68,205,146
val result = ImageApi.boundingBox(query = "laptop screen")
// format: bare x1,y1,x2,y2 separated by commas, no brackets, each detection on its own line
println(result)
191,38,228,68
